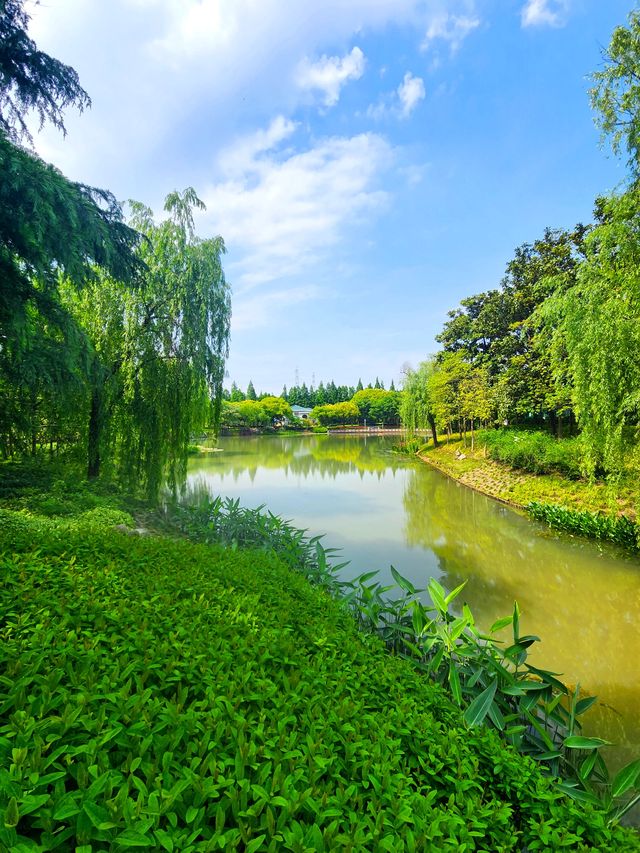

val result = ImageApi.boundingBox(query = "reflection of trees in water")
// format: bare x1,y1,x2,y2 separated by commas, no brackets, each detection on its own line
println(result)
190,436,404,482
402,466,640,754
402,468,527,622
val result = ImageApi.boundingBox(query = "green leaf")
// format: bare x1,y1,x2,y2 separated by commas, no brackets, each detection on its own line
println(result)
444,581,466,605
557,783,602,807
448,660,462,706
463,679,497,727
563,736,610,750
490,615,513,633
612,759,640,798
428,578,447,613
115,830,154,847
390,565,417,595
245,835,267,853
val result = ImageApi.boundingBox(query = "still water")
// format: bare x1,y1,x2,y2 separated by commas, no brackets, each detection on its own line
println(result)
187,434,640,767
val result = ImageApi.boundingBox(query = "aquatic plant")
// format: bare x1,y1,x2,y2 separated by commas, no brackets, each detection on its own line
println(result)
527,501,639,552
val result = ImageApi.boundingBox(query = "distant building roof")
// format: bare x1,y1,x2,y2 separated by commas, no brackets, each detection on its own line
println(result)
291,405,313,414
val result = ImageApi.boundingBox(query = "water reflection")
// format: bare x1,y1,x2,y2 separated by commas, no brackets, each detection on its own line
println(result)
188,435,640,762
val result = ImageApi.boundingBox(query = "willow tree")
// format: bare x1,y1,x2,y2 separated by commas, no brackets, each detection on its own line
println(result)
537,189,640,478
64,188,231,497
400,360,438,446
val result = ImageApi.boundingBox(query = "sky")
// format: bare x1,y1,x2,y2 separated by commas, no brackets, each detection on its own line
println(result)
27,0,634,394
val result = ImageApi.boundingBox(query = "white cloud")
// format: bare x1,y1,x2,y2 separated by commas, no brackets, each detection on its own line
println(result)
521,0,568,28
296,47,365,107
202,126,392,292
233,286,322,331
397,73,425,118
367,71,425,120
422,13,480,53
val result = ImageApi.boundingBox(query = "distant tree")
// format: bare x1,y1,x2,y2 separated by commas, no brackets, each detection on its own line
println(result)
356,378,364,392
246,380,257,400
260,395,292,423
224,400,268,429
281,384,288,400
311,401,359,426
390,379,396,391
230,382,245,402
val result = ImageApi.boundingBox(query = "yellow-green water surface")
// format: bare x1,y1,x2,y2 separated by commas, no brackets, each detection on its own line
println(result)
187,434,640,768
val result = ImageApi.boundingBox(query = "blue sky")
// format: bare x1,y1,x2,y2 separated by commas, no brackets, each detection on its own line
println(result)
29,0,633,393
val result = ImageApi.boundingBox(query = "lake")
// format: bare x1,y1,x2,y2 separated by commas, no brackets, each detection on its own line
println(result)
187,433,640,771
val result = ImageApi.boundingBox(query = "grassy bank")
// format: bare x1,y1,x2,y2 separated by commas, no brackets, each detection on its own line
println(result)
1,469,639,850
416,433,638,526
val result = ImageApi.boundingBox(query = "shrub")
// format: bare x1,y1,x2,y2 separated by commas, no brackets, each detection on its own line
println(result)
2,510,638,850
480,429,584,479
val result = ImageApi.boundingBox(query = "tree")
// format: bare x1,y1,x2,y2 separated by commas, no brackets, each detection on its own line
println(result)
400,360,439,446
0,0,91,145
436,227,585,427
590,9,640,172
311,401,359,426
459,366,493,449
260,395,292,423
537,189,640,478
246,380,257,400
65,189,230,496
0,0,146,461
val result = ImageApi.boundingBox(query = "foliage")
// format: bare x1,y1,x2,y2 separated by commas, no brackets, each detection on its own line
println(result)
174,497,640,827
311,401,360,426
0,0,90,144
259,396,293,422
63,189,231,497
436,228,585,426
480,429,584,479
590,8,640,171
0,132,143,343
351,389,401,425
2,502,639,850
400,360,439,445
535,189,640,479
527,501,639,552
221,400,270,430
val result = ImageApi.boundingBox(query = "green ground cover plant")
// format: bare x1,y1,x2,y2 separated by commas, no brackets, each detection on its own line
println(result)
527,502,639,552
2,497,639,850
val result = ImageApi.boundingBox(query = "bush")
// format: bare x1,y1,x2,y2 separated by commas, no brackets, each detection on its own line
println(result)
480,429,584,478
2,511,638,850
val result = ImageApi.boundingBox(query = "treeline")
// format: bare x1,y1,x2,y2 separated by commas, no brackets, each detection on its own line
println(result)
403,8,640,479
220,387,403,430
0,3,230,498
223,376,395,407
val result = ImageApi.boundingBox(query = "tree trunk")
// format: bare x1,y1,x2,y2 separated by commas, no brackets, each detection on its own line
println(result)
87,387,102,479
428,415,438,448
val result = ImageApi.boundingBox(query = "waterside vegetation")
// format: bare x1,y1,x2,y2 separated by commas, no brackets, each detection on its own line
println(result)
2,474,640,849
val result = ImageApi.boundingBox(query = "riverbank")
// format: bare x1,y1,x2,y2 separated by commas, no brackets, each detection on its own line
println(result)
417,437,637,521
2,462,639,849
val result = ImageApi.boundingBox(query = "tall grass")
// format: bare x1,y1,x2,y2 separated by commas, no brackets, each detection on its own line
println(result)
480,429,584,478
